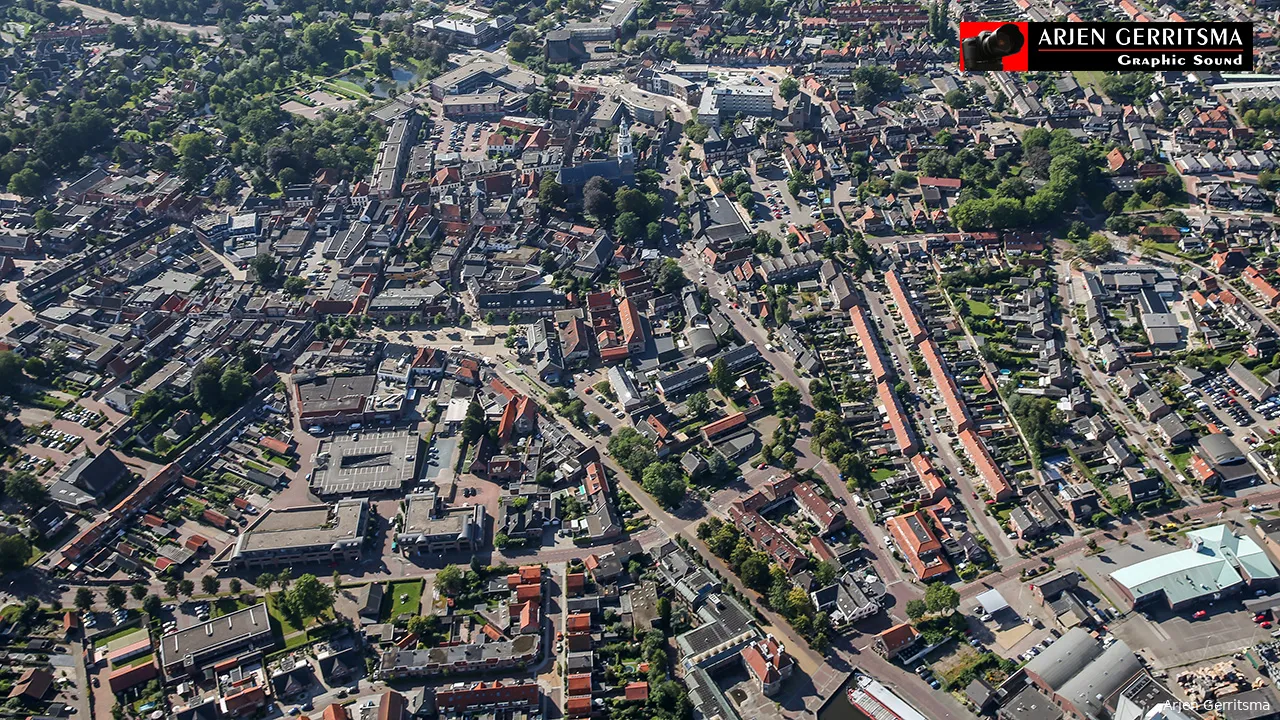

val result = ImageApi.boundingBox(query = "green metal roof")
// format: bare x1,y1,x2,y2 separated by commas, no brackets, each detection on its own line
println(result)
1109,524,1278,607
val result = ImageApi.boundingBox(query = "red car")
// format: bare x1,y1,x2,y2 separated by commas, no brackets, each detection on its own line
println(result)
1193,610,1208,619
1265,622,1274,629
1255,614,1268,623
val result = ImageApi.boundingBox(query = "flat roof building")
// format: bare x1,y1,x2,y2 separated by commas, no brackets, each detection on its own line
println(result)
310,429,420,496
159,603,275,681
1110,524,1279,610
218,499,369,571
396,493,487,554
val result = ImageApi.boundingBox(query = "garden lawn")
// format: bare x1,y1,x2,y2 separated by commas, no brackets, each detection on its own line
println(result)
966,299,995,318
383,579,423,621
1167,446,1192,474
94,626,145,649
212,597,253,618
870,467,897,482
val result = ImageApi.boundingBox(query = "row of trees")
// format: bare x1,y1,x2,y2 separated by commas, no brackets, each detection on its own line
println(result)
696,519,832,651
607,427,687,508
951,128,1100,230
581,174,665,244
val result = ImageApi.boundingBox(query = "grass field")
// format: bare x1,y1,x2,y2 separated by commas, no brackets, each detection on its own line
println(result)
212,597,254,618
384,579,423,621
94,626,144,649
327,79,370,98
1074,70,1106,91
966,298,995,318
871,467,897,482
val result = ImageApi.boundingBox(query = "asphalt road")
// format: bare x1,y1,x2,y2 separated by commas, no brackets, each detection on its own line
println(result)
858,270,1019,563
1052,245,1199,501
57,0,223,42
678,251,979,719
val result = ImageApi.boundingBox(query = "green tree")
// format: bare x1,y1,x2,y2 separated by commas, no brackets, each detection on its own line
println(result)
778,76,799,100
739,553,771,591
924,582,959,615
130,583,148,601
0,352,24,391
284,276,309,297
538,176,566,209
435,565,464,596
33,209,55,231
508,28,536,61
615,211,643,242
142,594,162,616
282,574,334,626
461,400,487,443
75,588,94,612
105,585,126,609
709,357,733,394
8,168,43,196
641,461,687,508
1102,191,1124,215
256,572,276,592
607,427,658,479
583,176,616,222
219,367,252,408
655,258,686,294
165,579,180,598
250,253,279,285
201,574,220,595
107,23,132,47
5,472,45,505
0,534,30,573
686,391,710,417
772,382,800,414
178,579,194,597
813,561,837,587
906,599,928,621
21,353,44,376
153,435,173,456
1078,233,1113,263
228,578,242,595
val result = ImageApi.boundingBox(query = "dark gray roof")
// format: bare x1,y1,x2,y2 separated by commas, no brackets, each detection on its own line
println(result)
1024,627,1102,691
1055,642,1142,719
1199,433,1244,465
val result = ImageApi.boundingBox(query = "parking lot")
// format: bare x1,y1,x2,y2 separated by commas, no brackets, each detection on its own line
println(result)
432,118,496,162
421,435,456,483
1191,371,1262,429
1112,597,1278,670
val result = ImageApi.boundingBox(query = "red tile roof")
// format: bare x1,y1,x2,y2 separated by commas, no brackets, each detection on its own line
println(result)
323,704,352,720
886,269,926,342
959,428,1013,500
877,382,918,455
618,297,646,350
849,305,888,382
741,636,791,687
886,511,951,580
567,674,593,696
875,623,920,658
701,412,749,441
566,613,591,633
